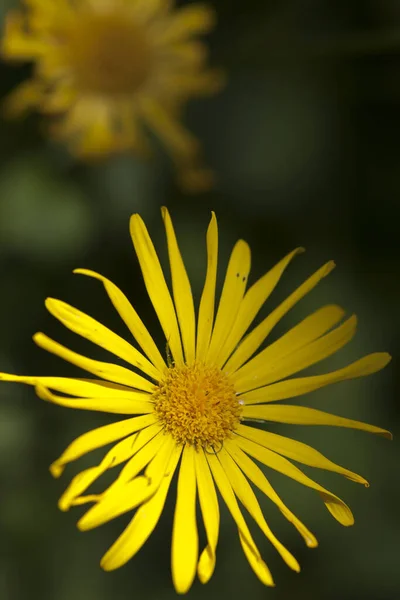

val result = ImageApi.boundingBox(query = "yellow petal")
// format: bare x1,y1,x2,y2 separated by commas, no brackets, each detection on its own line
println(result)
33,333,155,392
0,374,136,397
130,214,184,365
224,439,317,548
194,448,219,584
101,445,182,571
36,385,154,415
77,435,173,531
237,424,368,485
235,315,358,393
59,428,163,511
206,240,251,366
235,434,354,526
161,207,196,365
196,212,218,361
243,405,392,439
206,452,274,586
233,304,345,390
45,298,160,380
111,430,168,488
2,11,49,59
224,261,335,375
172,445,198,594
241,352,392,404
158,5,216,44
217,248,304,369
73,269,166,374
49,414,158,478
218,447,300,572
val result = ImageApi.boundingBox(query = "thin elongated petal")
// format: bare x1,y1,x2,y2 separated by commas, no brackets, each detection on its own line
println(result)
194,448,219,583
59,423,164,511
206,452,274,586
36,385,154,415
237,424,368,484
162,207,196,365
49,414,158,477
77,435,174,530
235,434,354,526
0,374,138,397
241,353,392,404
196,213,218,361
33,333,155,392
74,269,167,374
207,240,251,365
172,445,198,594
217,248,304,368
235,315,358,393
2,12,49,59
224,439,317,548
101,445,182,571
45,298,160,380
224,261,336,375
111,430,168,488
130,214,184,365
218,448,300,572
243,405,392,439
233,304,345,388
157,4,215,44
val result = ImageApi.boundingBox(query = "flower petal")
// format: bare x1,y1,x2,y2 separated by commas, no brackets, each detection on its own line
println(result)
218,447,300,572
224,439,317,548
241,353,392,404
49,414,158,478
217,247,304,368
45,298,160,380
36,385,154,415
77,434,174,531
207,240,251,365
101,444,182,571
196,212,218,361
33,333,155,392
0,374,138,397
161,207,196,365
206,452,274,586
172,445,198,594
235,315,358,393
233,304,345,391
237,424,368,484
235,434,354,526
194,448,219,584
73,269,167,374
130,214,184,365
224,261,335,375
157,4,216,44
243,405,392,439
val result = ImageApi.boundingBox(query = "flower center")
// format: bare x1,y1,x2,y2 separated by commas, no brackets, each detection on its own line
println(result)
153,363,243,450
63,12,153,95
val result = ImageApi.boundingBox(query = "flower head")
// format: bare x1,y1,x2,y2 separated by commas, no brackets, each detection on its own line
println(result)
0,208,391,592
1,0,223,190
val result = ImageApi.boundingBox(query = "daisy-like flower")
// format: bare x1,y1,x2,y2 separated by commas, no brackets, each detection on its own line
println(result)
1,0,222,190
0,208,391,592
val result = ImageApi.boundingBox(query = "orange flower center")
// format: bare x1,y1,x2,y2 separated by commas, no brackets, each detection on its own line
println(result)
63,12,153,95
153,363,243,450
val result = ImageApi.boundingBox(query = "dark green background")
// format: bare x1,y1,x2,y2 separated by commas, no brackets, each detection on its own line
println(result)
0,1,398,599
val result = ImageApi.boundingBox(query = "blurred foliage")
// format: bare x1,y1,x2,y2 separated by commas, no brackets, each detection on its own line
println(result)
0,1,399,599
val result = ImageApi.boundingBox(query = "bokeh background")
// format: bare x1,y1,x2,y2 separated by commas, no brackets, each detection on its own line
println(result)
0,1,399,599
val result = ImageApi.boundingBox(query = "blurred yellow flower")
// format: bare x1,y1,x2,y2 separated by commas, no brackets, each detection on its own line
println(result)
1,0,223,190
0,208,391,592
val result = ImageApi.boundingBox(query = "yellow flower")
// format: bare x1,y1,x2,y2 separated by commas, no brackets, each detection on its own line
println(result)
0,208,391,592
1,0,223,190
